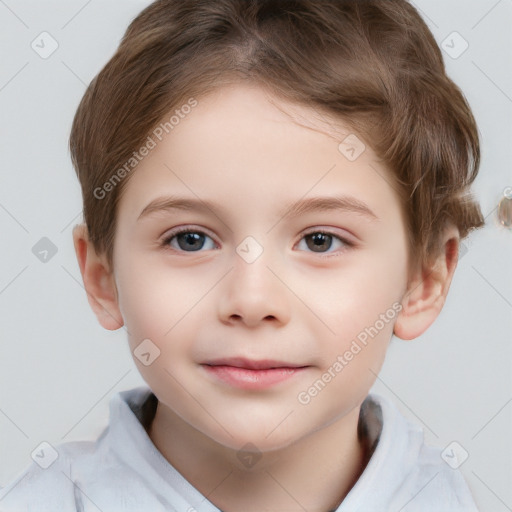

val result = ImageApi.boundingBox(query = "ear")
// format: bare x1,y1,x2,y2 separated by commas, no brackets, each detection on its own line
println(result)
72,224,124,330
394,224,460,341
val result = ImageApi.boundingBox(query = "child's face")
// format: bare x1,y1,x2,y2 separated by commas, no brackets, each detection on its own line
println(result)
112,84,409,451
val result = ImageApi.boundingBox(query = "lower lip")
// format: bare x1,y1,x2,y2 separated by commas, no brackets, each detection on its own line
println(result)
202,365,305,390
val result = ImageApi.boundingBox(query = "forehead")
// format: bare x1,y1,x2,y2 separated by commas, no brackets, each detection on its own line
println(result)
116,83,403,226
182,83,354,148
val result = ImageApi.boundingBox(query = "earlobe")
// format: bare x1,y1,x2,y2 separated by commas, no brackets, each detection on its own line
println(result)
72,224,124,331
393,225,460,341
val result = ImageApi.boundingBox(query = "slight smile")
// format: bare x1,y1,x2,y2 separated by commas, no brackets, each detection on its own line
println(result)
201,358,310,390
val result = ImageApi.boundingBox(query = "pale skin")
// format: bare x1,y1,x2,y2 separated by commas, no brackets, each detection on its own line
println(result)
73,84,460,512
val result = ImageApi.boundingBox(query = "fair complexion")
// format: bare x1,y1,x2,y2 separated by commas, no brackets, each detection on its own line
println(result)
73,84,459,512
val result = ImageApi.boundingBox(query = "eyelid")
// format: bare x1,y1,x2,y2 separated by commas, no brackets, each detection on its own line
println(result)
292,228,356,259
160,225,219,247
299,226,356,246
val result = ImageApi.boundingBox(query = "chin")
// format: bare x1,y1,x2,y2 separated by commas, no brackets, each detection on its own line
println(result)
200,418,308,454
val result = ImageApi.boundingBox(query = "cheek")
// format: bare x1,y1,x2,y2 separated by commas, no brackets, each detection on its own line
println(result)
300,242,406,377
296,266,399,412
114,254,207,346
347,226,408,313
316,252,405,334
114,258,208,392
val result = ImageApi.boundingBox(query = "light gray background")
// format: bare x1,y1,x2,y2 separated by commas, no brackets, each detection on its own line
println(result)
0,0,511,510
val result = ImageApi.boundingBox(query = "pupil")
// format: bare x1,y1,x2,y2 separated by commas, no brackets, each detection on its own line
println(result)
178,232,204,251
307,233,331,252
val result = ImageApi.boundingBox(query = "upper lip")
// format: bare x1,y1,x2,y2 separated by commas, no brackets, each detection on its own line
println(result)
202,358,307,370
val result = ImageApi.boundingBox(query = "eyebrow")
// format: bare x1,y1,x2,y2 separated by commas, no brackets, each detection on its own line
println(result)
279,195,378,221
137,195,379,222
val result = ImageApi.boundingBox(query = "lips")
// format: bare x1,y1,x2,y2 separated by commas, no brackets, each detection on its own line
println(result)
201,358,308,390
203,357,304,370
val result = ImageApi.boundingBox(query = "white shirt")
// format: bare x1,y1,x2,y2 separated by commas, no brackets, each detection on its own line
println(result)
0,386,479,511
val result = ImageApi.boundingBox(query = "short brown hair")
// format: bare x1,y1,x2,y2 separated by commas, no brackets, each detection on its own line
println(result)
70,0,484,276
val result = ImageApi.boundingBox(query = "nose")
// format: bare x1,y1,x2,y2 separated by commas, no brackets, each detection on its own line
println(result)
217,250,291,329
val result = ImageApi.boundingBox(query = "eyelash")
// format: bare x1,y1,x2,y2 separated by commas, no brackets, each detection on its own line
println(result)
160,226,355,257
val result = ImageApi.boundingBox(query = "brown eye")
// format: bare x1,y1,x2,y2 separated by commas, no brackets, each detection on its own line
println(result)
305,233,334,252
296,230,353,256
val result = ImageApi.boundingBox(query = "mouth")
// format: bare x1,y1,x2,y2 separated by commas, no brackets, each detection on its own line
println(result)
201,358,309,390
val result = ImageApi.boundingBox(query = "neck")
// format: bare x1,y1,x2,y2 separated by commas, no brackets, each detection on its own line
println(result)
148,403,368,512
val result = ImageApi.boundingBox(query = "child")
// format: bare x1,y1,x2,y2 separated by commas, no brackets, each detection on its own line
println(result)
0,0,484,510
